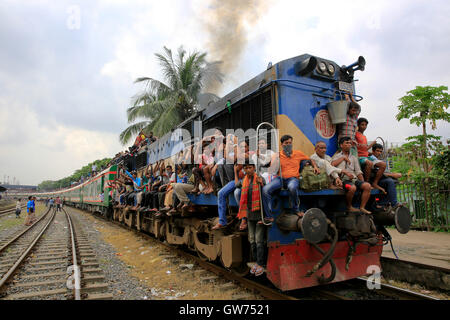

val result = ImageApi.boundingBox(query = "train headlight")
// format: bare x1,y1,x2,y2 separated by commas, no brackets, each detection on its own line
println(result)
327,63,335,75
318,61,326,73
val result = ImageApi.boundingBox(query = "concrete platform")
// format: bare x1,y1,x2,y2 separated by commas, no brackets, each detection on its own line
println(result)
382,229,450,269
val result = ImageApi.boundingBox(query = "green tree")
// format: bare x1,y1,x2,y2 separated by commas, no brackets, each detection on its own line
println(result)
119,46,223,145
396,85,450,173
396,85,450,230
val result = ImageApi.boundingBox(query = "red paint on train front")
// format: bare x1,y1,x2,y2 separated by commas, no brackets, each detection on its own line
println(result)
266,236,383,291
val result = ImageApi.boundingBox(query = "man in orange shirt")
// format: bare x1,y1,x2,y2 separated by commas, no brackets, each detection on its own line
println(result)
262,135,320,217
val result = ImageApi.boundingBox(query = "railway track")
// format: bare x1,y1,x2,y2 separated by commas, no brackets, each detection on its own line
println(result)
0,207,112,300
380,256,450,292
80,206,442,301
0,204,26,217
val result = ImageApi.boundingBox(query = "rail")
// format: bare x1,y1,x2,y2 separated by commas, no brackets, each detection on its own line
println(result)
0,208,56,290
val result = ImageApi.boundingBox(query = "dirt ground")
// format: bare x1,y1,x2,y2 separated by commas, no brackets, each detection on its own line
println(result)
382,228,450,269
76,208,263,300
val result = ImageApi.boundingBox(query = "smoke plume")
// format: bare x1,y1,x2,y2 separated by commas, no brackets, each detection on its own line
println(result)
202,0,271,94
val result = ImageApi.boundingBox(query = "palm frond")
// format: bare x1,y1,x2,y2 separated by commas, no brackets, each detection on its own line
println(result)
119,121,151,145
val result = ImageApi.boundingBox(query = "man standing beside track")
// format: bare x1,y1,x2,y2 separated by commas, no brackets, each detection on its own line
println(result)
25,196,35,226
56,196,62,212
15,198,21,218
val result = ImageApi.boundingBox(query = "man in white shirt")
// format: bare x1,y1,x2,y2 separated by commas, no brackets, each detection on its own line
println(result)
310,141,353,188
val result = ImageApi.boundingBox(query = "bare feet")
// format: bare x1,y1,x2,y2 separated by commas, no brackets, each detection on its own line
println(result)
296,211,305,218
347,206,360,213
360,208,372,215
372,183,386,194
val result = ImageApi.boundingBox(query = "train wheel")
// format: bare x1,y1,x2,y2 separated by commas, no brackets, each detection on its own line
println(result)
219,255,250,277
231,262,250,277
196,248,209,261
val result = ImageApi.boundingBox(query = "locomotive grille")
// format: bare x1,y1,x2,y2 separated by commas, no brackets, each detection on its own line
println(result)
204,88,274,134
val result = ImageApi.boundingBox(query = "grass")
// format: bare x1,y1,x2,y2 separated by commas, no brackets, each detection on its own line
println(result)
0,204,46,232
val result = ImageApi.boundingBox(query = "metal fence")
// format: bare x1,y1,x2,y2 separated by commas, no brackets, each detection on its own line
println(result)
397,179,449,230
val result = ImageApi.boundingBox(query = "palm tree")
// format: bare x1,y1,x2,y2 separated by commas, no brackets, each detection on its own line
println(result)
119,46,223,145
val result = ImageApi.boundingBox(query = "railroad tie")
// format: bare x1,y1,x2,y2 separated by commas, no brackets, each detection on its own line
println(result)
200,276,218,283
232,293,253,300
219,283,236,291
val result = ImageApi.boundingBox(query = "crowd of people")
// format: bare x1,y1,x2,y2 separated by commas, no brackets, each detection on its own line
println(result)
107,97,403,275
70,130,159,187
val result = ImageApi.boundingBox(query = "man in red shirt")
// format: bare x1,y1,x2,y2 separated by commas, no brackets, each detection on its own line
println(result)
262,135,320,217
356,118,386,193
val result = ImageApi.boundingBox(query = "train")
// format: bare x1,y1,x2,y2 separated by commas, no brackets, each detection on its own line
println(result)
27,53,412,291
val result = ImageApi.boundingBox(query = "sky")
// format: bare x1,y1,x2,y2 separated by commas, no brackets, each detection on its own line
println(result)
0,0,449,185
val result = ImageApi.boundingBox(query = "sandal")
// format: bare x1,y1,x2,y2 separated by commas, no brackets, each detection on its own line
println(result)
239,219,248,231
254,265,264,276
211,223,226,230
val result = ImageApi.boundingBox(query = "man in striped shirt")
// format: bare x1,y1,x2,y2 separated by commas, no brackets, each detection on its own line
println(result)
337,94,361,157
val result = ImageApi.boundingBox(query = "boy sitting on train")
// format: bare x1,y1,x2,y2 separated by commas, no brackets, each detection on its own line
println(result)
369,143,403,211
310,141,355,188
337,93,361,158
331,137,372,214
212,137,250,230
251,137,276,184
355,118,387,194
262,135,320,218
236,161,267,276
216,133,239,188
191,140,208,195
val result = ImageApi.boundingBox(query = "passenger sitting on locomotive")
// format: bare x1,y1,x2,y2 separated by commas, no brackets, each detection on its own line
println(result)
236,161,266,276
356,118,386,194
217,134,238,188
200,139,216,195
263,135,320,218
212,137,250,230
153,164,173,216
310,141,354,188
147,131,157,145
141,163,159,211
191,140,208,194
251,137,276,184
337,94,361,158
160,166,178,213
171,147,197,213
370,143,403,211
331,137,372,214
123,169,143,210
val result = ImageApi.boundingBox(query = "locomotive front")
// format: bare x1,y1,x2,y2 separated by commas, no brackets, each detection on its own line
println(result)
263,54,411,290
